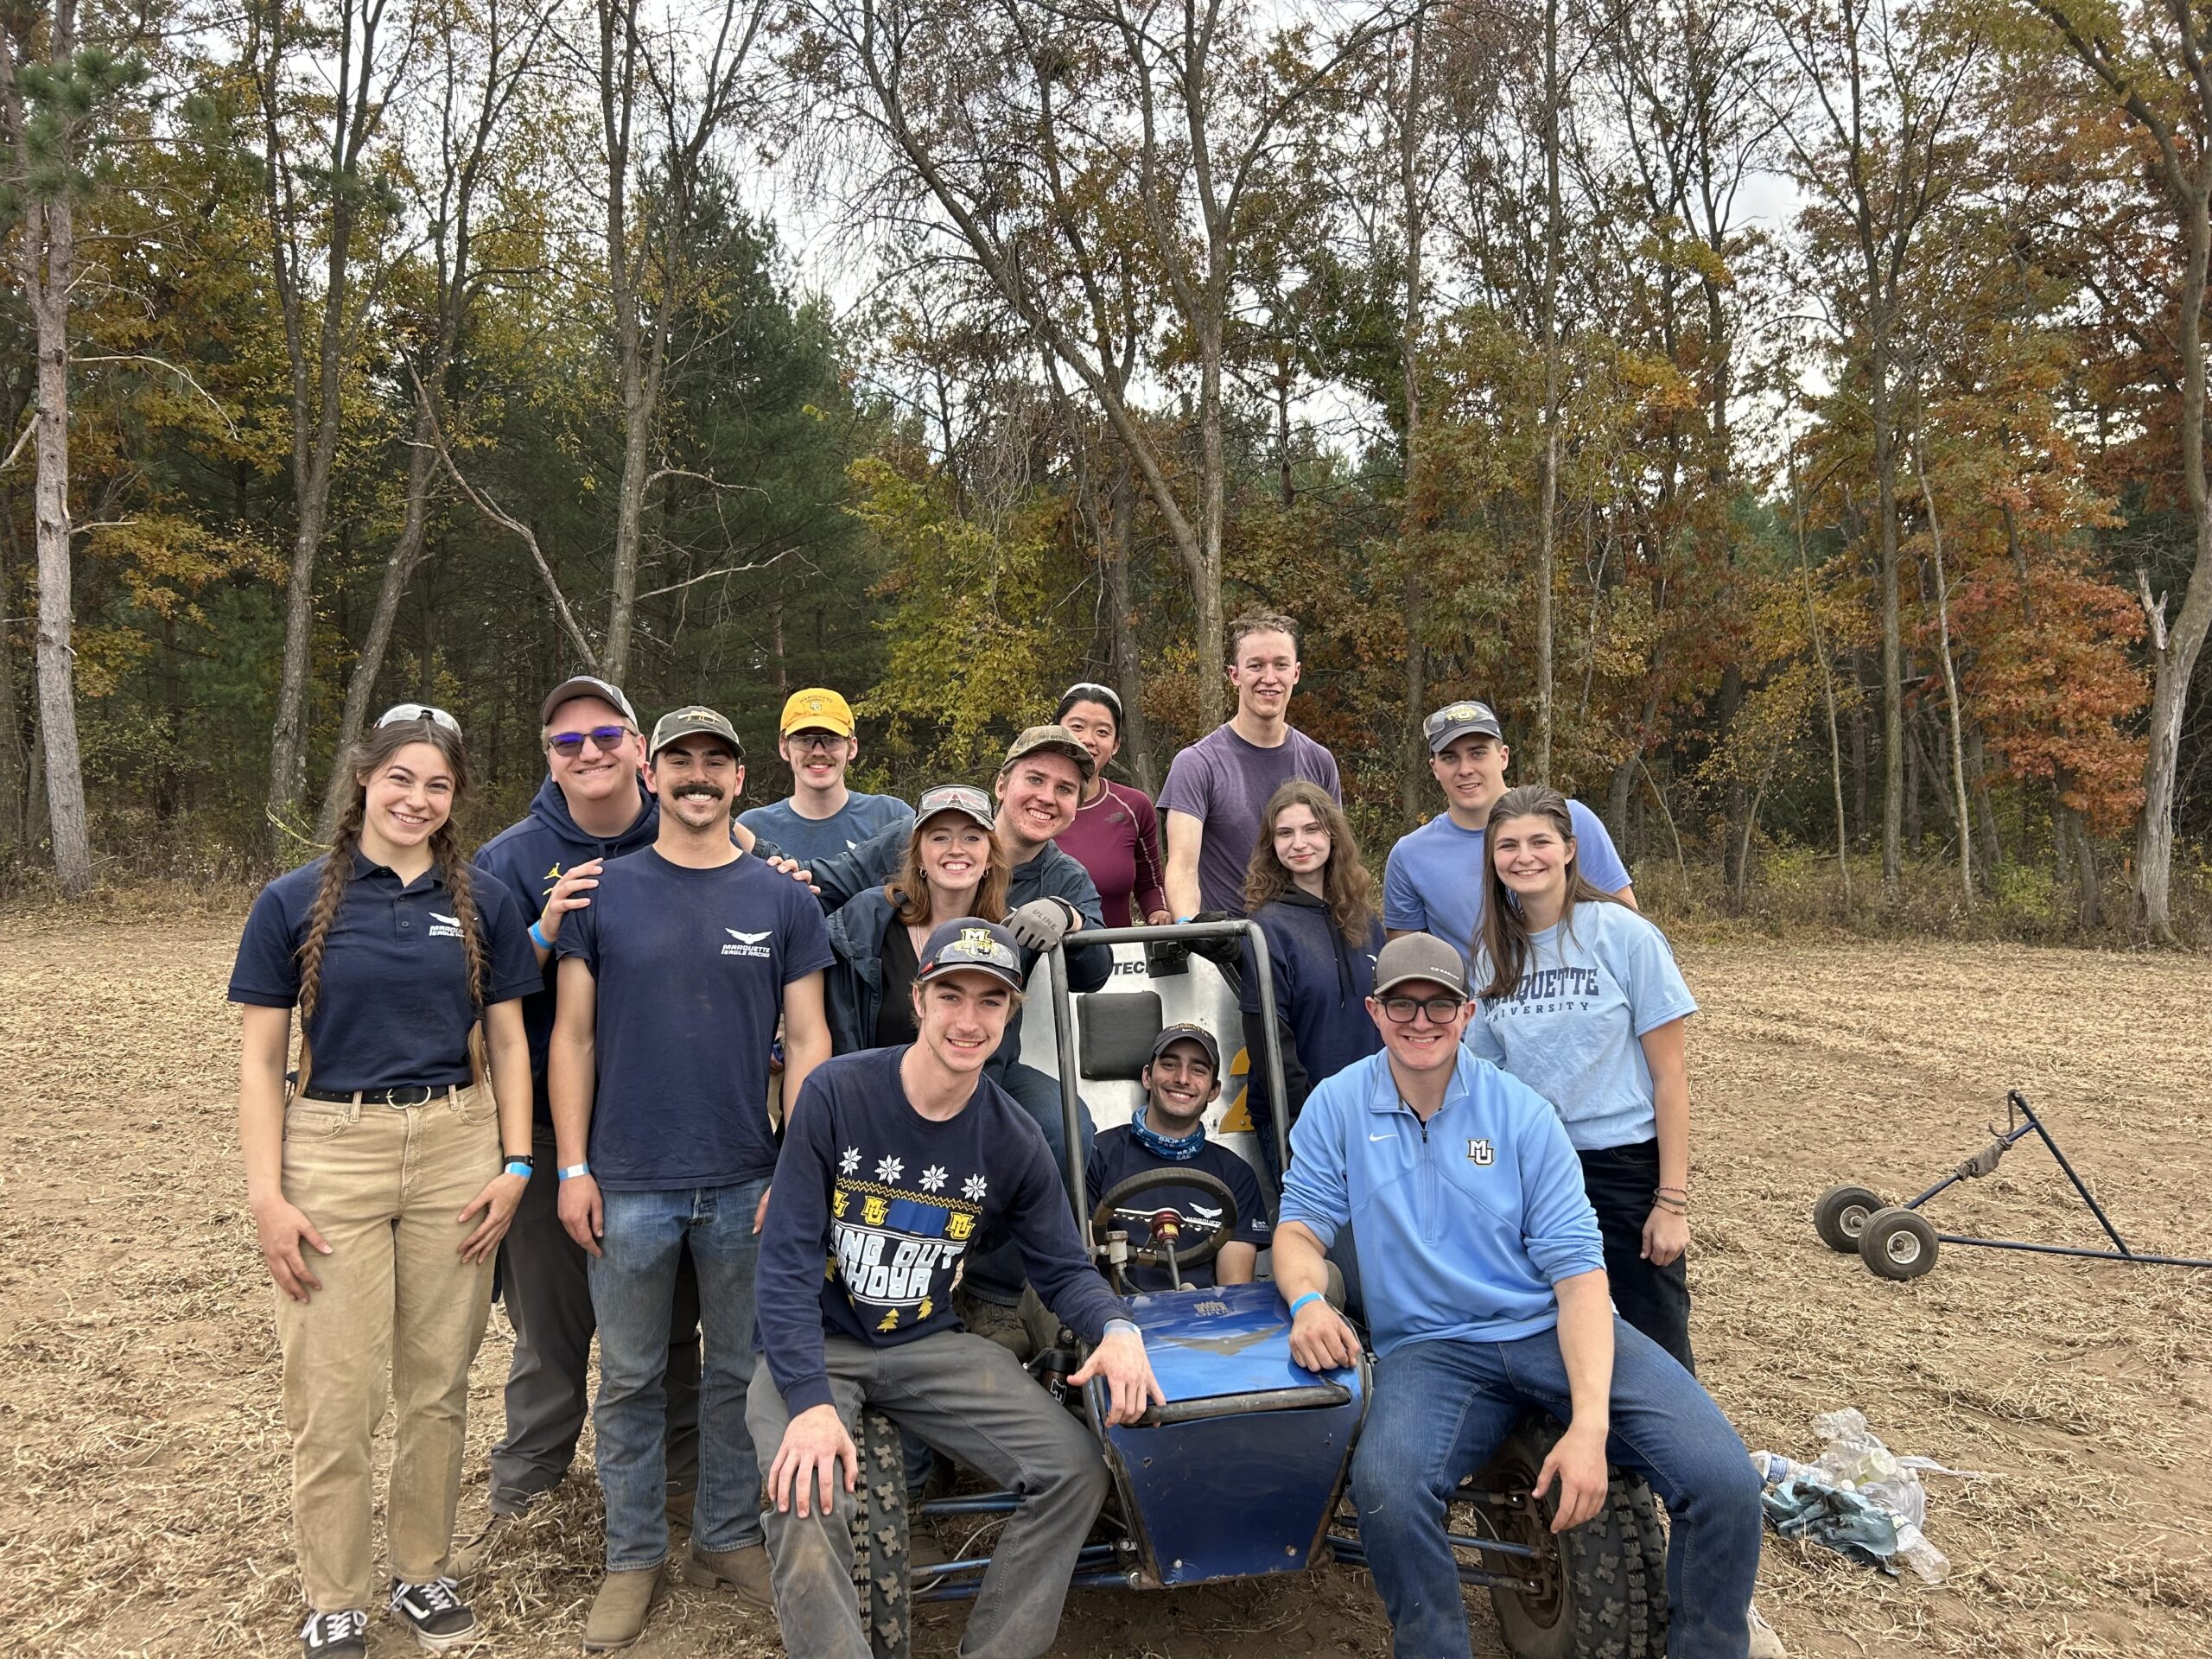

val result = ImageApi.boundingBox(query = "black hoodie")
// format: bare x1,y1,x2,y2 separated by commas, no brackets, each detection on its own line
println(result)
474,775,661,1115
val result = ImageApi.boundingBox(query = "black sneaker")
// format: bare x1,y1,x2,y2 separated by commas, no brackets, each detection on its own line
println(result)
298,1610,367,1659
388,1576,477,1649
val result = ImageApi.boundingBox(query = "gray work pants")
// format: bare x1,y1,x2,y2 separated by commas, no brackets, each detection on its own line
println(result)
488,1123,701,1512
747,1332,1109,1659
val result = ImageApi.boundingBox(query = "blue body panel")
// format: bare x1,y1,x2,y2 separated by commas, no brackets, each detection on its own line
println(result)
1089,1281,1366,1587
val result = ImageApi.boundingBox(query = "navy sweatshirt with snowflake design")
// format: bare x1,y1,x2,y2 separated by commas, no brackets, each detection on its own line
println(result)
756,1046,1130,1415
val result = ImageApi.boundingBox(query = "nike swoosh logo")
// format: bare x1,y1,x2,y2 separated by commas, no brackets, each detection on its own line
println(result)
1369,1132,1392,1141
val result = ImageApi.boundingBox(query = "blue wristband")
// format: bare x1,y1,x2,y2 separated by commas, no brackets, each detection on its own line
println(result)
504,1160,534,1179
529,918,551,950
1287,1291,1323,1319
557,1162,589,1181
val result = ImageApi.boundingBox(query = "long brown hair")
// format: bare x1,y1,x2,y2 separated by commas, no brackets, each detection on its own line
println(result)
1243,779,1378,946
888,813,1011,927
1475,785,1621,1000
296,717,485,1026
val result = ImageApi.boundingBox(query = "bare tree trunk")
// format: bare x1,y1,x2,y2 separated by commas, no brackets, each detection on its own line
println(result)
1532,0,1563,784
1915,442,1974,906
25,199,92,893
1791,453,1853,912
1105,451,1155,792
317,408,440,835
1397,5,1429,830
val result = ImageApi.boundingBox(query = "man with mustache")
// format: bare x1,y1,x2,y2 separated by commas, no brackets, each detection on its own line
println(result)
548,707,835,1649
1084,1024,1268,1292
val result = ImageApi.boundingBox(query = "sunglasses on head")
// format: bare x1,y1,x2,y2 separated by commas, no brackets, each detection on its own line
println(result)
547,724,633,758
1378,994,1465,1025
376,702,461,736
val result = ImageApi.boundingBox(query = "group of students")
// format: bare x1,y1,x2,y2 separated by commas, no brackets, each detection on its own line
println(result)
232,608,1778,1659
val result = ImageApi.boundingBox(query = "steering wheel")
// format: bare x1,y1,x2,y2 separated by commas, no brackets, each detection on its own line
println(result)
1089,1167,1240,1271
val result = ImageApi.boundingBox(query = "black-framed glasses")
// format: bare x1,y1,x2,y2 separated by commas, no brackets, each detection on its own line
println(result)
547,724,632,758
376,702,461,736
1379,994,1465,1025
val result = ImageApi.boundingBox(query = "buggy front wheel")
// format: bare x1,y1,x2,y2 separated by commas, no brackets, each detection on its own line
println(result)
1858,1207,1939,1281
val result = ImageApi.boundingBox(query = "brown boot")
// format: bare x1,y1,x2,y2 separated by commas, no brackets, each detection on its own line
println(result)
681,1542,772,1610
582,1567,665,1651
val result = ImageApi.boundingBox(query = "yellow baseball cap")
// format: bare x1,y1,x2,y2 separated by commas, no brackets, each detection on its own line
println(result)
779,687,855,738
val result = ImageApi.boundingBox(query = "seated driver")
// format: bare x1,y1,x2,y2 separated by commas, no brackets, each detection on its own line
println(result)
1084,1023,1270,1292
1273,933,1765,1659
749,917,1165,1658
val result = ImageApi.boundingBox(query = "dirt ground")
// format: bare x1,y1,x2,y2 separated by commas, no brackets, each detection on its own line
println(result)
2,913,2208,1659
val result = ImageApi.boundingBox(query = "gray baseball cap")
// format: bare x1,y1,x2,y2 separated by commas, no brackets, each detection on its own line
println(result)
915,917,1026,990
1001,723,1096,781
1371,932,1471,999
542,674,639,728
1149,1021,1222,1072
647,705,743,761
1422,699,1504,753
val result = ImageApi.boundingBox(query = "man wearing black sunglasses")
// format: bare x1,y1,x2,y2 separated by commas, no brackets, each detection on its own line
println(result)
464,675,705,1573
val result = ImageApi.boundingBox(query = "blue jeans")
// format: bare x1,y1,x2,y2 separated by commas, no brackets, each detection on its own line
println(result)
1351,1319,1763,1659
589,1179,770,1571
965,1062,1094,1302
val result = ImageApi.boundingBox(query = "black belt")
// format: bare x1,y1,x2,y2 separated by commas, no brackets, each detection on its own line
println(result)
299,1083,461,1107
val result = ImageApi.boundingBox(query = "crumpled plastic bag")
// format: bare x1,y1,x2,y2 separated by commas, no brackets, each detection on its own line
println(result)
1753,1410,1980,1583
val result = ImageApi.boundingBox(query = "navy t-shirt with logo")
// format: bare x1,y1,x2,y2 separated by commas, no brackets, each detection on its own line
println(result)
228,851,541,1092
555,848,834,1190
1084,1125,1271,1292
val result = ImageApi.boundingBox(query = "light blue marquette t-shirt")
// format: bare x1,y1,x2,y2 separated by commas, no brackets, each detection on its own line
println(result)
1465,900,1696,1152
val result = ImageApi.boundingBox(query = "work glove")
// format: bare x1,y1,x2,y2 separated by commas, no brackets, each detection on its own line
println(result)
1007,895,1081,952
1187,911,1244,968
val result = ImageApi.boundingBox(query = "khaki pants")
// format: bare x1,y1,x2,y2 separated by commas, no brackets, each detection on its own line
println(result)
273,1085,498,1611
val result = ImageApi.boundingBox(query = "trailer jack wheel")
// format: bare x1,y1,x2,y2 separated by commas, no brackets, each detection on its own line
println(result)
1813,1185,1885,1253
1859,1207,1939,1281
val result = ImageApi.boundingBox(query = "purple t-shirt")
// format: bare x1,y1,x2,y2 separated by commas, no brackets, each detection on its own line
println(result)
1157,723,1342,915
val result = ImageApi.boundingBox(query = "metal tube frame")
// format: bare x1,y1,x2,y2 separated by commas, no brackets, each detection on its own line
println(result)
1046,918,1296,1227
1900,1090,2212,1269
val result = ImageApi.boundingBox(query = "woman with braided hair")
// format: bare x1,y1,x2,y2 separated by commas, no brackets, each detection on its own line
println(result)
231,705,541,1659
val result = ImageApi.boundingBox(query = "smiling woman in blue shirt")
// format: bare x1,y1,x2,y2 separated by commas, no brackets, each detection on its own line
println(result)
230,707,541,1659
1467,785,1700,1373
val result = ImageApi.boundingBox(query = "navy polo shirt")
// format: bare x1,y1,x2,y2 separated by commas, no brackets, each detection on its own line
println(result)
229,851,541,1092
555,848,834,1190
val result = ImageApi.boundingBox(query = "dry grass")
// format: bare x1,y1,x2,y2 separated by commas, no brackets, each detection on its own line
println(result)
0,914,2206,1657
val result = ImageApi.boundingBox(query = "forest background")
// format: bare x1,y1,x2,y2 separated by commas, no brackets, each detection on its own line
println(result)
8,0,2212,947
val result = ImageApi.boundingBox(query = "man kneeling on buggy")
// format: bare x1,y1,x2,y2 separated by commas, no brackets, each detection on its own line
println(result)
1278,932,1765,1657
748,918,1160,1659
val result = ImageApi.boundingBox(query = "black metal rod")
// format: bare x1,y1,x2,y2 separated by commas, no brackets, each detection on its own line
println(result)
1934,1234,2212,1267
1135,1382,1352,1427
1046,919,1295,1185
2020,1100,2135,1255
918,1493,1019,1517
918,1567,1135,1605
1046,943,1087,1228
1328,1535,1542,1591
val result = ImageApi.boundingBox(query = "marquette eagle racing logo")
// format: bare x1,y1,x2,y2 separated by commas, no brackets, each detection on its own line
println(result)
429,911,464,939
830,1169,982,1333
1468,1138,1496,1166
722,927,772,959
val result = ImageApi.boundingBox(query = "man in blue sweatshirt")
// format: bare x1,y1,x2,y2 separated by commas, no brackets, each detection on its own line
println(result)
750,918,1160,1659
1274,933,1763,1659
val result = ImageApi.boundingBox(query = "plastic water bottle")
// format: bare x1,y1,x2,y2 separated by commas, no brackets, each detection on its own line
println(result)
1750,1451,1820,1487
